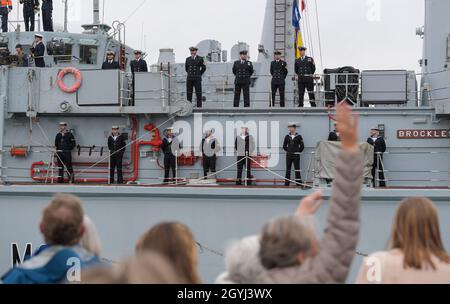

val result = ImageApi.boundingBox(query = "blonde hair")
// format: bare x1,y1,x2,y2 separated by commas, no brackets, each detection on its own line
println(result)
136,222,201,283
79,215,102,256
80,252,183,284
390,197,450,270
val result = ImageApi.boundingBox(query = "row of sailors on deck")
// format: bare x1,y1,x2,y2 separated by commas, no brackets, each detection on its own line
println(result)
101,46,317,108
1,0,53,32
54,122,387,188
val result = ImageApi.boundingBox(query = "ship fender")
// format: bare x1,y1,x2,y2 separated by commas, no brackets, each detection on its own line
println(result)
57,67,83,93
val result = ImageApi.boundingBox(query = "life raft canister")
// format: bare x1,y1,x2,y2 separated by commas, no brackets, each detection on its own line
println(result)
57,67,82,93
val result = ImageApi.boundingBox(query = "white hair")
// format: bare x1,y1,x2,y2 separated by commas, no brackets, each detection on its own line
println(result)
79,215,102,256
223,235,266,284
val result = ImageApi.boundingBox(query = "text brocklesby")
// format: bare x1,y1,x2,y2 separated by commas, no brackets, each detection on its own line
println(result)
177,288,273,302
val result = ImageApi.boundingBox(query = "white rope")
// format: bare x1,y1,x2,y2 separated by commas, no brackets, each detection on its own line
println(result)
247,155,313,189
74,114,179,178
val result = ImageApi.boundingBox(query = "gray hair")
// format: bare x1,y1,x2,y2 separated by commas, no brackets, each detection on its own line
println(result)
259,216,315,270
224,235,266,284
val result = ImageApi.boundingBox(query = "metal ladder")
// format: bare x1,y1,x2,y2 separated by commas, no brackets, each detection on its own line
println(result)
274,0,288,59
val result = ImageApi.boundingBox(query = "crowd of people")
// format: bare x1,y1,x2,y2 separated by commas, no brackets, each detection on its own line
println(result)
1,104,448,284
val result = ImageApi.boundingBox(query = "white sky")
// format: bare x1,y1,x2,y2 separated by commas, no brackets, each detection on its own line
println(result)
11,0,425,71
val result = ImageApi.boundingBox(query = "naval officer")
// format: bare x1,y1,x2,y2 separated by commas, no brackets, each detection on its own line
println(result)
130,50,148,73
185,46,206,108
102,50,120,70
283,123,305,187
32,34,45,67
41,0,53,32
19,0,39,32
235,125,255,186
367,127,387,188
108,126,127,184
161,127,181,184
270,50,288,107
295,46,316,107
201,128,219,179
55,122,76,184
233,50,254,108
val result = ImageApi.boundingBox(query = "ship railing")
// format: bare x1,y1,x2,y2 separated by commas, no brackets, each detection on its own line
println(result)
374,151,450,188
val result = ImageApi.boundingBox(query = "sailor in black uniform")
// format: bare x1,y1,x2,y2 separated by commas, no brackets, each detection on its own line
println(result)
185,46,206,108
328,122,340,141
235,125,255,186
54,122,76,184
41,0,53,32
130,50,148,106
367,127,387,188
270,50,288,107
283,123,305,187
19,0,39,32
130,50,148,73
161,127,181,184
0,0,12,33
102,50,120,70
201,128,219,179
233,50,254,108
32,34,45,67
108,126,126,184
295,46,316,107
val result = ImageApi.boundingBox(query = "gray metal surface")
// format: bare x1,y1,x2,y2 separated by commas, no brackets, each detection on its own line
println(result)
0,0,449,285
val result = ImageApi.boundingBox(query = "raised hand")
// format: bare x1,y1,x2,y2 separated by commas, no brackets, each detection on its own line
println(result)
296,191,323,217
336,103,359,153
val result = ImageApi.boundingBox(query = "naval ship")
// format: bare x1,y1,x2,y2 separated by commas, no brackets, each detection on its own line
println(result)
0,0,449,283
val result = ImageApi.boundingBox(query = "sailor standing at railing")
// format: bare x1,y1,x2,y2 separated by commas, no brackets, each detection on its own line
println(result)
367,127,387,188
0,0,12,33
19,0,39,32
55,122,76,184
108,126,126,184
102,50,120,70
41,0,53,32
185,46,206,108
161,127,182,184
270,50,288,107
295,46,317,108
283,123,305,187
233,50,254,108
235,125,255,186
201,128,220,179
31,33,45,67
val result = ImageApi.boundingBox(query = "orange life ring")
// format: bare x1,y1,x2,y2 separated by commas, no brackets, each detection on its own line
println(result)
57,67,82,93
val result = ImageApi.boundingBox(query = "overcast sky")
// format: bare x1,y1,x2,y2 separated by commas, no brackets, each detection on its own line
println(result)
11,0,425,71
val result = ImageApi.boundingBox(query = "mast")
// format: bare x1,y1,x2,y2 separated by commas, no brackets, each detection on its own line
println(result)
63,0,68,32
93,0,100,25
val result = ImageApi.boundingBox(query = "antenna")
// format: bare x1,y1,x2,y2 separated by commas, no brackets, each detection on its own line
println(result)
63,0,68,32
93,0,100,25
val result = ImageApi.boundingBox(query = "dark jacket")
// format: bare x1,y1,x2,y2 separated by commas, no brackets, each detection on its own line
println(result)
161,136,181,157
102,60,120,70
367,137,386,155
55,131,76,153
41,0,52,10
235,134,255,157
295,56,316,81
20,0,39,8
270,60,288,84
108,134,126,156
232,60,254,85
283,133,305,155
130,59,148,73
185,56,206,80
328,131,340,142
33,42,45,67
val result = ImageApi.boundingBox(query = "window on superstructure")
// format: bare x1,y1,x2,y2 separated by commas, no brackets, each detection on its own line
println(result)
80,45,98,65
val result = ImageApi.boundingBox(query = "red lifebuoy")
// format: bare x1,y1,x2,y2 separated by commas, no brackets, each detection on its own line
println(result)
57,67,82,93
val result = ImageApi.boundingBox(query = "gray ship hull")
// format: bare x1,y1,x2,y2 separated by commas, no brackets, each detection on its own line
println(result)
1,184,450,283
